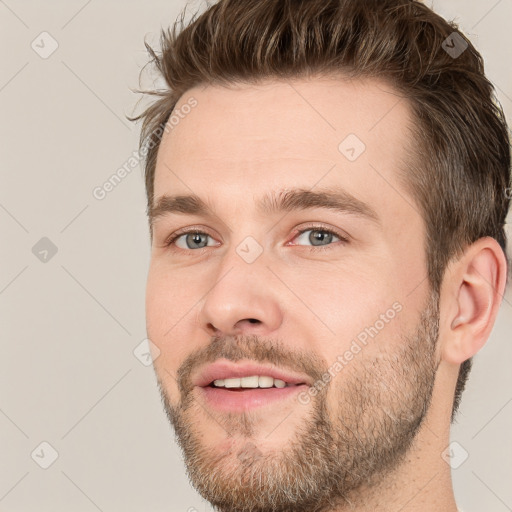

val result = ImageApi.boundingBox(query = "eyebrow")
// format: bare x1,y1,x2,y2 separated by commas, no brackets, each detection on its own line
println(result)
148,187,380,227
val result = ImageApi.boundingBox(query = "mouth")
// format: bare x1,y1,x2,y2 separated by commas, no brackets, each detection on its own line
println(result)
207,375,302,389
196,370,310,412
191,360,312,412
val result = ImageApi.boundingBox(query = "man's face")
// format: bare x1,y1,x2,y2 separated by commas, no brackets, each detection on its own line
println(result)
146,76,440,511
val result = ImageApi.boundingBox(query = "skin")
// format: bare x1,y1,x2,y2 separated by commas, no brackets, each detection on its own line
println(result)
145,75,507,511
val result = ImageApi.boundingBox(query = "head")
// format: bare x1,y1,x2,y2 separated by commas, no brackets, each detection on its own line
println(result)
131,0,510,510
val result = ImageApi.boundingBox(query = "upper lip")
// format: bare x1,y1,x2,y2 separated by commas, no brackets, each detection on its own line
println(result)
193,360,312,387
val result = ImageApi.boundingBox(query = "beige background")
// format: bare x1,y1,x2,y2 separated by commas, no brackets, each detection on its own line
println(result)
0,1,511,511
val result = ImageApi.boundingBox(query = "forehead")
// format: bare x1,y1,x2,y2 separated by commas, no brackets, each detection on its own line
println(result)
153,75,416,222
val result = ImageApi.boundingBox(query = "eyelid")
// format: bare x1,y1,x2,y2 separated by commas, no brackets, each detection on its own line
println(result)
161,223,350,252
286,222,350,246
162,225,219,248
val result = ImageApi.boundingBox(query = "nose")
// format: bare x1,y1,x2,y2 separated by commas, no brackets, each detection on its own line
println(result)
197,259,283,338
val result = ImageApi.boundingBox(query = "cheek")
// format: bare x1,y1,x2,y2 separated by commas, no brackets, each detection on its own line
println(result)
145,266,198,389
295,268,410,394
145,269,170,341
145,262,198,334
304,266,397,335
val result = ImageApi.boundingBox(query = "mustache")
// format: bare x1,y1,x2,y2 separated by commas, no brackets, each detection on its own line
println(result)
176,334,327,396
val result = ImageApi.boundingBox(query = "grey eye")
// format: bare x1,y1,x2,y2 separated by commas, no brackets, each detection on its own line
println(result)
175,232,213,249
295,229,341,247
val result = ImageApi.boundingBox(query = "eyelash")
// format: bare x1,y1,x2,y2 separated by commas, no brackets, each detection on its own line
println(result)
163,225,348,255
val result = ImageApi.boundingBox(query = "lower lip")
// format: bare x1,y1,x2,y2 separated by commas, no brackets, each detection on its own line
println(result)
197,385,309,412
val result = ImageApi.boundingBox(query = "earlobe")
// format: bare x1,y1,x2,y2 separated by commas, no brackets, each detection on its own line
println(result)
441,237,507,365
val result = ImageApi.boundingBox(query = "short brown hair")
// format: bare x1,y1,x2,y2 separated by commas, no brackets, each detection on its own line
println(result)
129,0,511,420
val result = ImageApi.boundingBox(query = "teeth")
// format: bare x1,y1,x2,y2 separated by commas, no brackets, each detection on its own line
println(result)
212,375,292,389
224,378,241,388
258,376,273,388
241,376,259,388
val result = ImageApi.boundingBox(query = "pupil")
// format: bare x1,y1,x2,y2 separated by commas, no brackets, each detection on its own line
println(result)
311,230,332,246
188,233,206,248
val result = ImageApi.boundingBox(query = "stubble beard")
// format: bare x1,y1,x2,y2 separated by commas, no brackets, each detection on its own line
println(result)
156,292,440,512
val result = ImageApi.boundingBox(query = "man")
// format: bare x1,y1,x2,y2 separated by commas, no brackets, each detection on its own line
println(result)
131,0,511,510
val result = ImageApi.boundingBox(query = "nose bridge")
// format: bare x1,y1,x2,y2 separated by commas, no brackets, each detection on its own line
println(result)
197,236,282,336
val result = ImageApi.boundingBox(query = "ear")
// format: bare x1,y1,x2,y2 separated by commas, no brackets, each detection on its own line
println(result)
439,237,508,364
